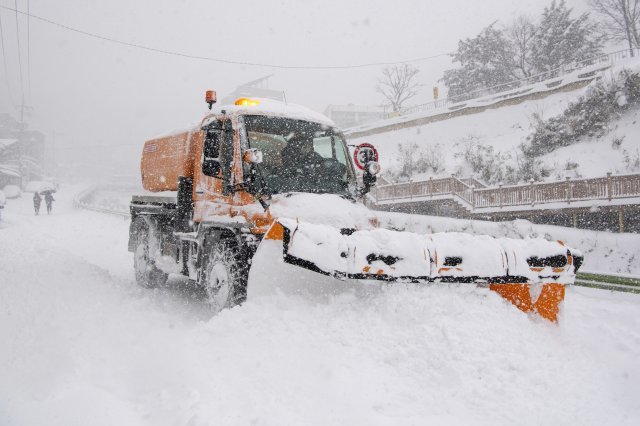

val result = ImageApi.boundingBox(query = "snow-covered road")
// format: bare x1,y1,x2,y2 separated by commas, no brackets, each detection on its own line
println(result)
1,187,640,425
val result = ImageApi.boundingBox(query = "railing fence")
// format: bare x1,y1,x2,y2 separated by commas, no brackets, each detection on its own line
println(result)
374,173,640,210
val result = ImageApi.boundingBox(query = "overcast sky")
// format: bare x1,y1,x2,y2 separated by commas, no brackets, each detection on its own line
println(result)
0,0,590,175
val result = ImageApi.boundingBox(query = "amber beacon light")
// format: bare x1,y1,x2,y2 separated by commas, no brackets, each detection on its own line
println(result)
235,97,261,106
205,90,217,109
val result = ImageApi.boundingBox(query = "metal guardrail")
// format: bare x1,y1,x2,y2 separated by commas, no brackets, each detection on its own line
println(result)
374,173,640,211
575,272,640,294
73,185,130,217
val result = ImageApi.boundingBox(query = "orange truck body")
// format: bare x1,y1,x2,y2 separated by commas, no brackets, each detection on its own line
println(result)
139,113,274,234
141,131,199,192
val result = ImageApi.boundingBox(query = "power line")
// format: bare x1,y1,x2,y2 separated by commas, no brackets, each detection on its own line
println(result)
0,4,452,70
0,5,15,105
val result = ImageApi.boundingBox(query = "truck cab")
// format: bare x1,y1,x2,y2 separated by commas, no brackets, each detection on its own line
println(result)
193,100,364,230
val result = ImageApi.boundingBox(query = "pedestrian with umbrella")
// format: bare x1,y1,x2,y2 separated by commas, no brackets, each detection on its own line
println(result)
33,191,42,215
42,190,55,214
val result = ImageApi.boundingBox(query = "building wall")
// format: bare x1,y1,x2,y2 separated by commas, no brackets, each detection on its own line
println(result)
0,114,47,184
323,105,386,129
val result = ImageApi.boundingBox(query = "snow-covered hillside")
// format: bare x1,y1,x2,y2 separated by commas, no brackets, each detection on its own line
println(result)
540,106,640,178
1,187,640,425
359,65,640,184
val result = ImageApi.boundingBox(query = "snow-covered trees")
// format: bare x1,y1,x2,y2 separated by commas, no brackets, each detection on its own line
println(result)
442,24,518,100
376,64,421,112
455,138,517,185
442,0,604,99
392,142,444,181
590,0,640,52
531,0,604,73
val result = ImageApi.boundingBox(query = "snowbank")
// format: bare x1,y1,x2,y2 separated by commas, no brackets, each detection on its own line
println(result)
1,188,640,426
2,185,21,198
1,186,639,425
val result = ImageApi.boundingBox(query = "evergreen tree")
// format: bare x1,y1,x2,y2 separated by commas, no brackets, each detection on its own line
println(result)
530,0,604,73
442,24,518,100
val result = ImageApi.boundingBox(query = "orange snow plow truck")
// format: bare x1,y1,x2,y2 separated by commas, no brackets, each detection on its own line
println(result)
128,91,582,322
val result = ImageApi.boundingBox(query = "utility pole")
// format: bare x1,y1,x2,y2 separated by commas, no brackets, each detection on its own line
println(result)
16,102,32,189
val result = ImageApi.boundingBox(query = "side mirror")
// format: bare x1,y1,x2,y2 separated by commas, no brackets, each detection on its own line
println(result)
353,143,380,196
365,161,381,176
362,161,380,195
202,158,221,177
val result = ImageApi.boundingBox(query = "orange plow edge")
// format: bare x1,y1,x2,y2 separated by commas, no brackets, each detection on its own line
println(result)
260,220,577,324
489,283,565,322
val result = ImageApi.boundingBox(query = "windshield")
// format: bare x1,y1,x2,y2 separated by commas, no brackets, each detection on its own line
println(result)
243,115,355,195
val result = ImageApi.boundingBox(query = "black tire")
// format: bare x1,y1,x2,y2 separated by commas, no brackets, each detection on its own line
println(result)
133,221,169,289
199,237,248,313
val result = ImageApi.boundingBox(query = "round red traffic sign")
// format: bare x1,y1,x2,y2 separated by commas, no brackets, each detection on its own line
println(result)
353,143,379,170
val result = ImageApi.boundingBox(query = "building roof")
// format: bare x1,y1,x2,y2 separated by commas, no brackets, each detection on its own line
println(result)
323,104,386,115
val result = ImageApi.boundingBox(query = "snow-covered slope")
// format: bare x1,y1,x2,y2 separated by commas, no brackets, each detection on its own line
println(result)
540,99,640,179
358,89,583,181
357,68,640,183
1,187,640,425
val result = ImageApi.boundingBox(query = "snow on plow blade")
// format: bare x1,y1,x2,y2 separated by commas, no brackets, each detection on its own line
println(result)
263,219,583,322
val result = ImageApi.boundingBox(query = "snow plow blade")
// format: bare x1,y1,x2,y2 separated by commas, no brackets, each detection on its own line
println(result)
261,219,583,323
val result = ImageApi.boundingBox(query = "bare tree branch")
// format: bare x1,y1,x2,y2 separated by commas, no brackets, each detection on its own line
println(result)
590,0,640,50
376,64,421,112
508,15,537,77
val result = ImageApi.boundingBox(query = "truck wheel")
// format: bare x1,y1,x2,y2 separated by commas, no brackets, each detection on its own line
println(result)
200,238,248,313
133,221,168,289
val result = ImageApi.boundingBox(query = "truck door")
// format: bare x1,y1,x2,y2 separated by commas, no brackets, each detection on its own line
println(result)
193,118,235,221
